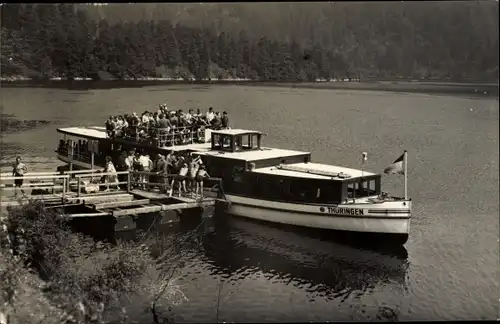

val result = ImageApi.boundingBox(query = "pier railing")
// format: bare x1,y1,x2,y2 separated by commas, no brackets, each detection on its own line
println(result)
74,171,130,197
1,169,224,202
0,173,70,201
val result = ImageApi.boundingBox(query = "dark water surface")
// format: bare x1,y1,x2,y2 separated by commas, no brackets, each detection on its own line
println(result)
1,84,498,321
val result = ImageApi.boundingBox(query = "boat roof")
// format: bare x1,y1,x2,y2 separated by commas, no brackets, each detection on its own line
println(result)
196,147,310,162
212,128,263,136
167,142,212,152
57,126,107,139
252,162,378,181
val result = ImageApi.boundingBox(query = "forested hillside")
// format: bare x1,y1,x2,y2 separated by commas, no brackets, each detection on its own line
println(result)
1,3,498,81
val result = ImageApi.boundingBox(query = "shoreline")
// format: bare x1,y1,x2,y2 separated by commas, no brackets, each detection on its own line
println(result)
0,78,497,97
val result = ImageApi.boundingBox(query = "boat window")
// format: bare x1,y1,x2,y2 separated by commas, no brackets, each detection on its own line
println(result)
241,135,249,148
251,134,260,149
357,181,365,196
368,180,377,195
289,179,314,202
316,181,342,204
350,180,376,198
232,166,245,183
347,183,355,198
213,134,222,149
249,174,262,194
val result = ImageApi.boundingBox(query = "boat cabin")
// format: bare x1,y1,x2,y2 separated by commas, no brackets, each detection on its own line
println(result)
56,126,107,169
56,126,211,170
210,129,262,152
197,129,382,205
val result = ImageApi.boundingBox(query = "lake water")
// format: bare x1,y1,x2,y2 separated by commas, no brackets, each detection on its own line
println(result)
1,84,498,321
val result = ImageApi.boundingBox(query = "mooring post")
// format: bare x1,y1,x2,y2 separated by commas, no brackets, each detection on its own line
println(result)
62,177,66,203
127,171,131,193
76,175,81,197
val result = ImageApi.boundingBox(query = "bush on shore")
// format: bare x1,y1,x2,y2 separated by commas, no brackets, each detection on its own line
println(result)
0,201,189,324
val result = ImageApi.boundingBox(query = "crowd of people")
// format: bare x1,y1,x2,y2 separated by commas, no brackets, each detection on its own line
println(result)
102,147,210,198
105,104,230,147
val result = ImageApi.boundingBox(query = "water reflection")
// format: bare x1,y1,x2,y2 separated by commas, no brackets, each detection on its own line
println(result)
201,214,409,301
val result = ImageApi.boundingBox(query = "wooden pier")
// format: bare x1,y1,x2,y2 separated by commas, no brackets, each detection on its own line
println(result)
0,170,225,231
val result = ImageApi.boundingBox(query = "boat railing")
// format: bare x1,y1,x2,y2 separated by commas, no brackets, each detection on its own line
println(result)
109,125,217,147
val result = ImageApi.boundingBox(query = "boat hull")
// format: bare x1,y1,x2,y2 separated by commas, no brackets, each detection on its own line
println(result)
224,194,411,239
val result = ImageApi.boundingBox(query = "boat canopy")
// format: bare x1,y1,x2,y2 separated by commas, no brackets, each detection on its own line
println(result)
57,126,107,140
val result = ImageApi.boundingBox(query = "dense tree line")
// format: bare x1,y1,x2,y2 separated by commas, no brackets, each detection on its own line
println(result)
1,3,498,81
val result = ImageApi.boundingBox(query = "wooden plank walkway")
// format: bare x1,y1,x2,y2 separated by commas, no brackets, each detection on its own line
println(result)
1,170,224,227
97,189,217,217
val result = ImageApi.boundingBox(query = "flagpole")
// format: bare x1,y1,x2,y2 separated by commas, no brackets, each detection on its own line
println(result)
404,150,408,200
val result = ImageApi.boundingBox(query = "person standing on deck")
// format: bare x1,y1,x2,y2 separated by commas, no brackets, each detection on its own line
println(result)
141,112,150,124
105,116,113,137
104,156,120,192
12,156,27,198
211,112,222,130
222,111,230,129
206,107,215,123
185,109,194,125
157,114,170,148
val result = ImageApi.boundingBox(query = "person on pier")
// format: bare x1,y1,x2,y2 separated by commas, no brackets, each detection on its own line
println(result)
188,153,202,194
169,162,188,198
155,155,167,193
117,151,128,189
104,156,120,192
195,165,210,198
139,153,153,190
12,156,28,198
132,153,143,188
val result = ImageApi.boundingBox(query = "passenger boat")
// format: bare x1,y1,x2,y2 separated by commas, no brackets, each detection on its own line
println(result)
55,126,412,244
195,129,412,245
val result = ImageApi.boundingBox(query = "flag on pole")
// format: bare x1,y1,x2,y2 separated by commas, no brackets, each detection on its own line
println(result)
362,152,368,164
384,151,405,175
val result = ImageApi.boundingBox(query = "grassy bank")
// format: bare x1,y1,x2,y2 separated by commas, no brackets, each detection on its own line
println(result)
0,201,198,324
